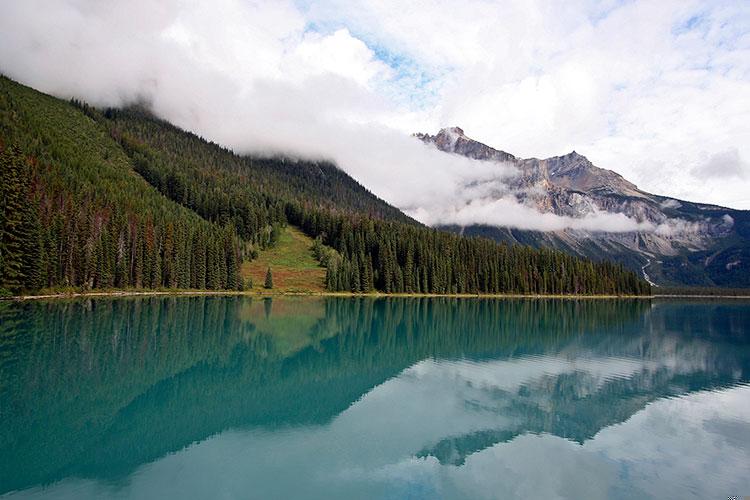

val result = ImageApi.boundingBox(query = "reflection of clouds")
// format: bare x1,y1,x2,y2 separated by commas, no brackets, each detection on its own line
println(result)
11,371,750,499
341,456,443,499
348,384,750,499
703,418,750,451
586,384,750,499
348,441,617,500
442,434,618,500
407,355,652,393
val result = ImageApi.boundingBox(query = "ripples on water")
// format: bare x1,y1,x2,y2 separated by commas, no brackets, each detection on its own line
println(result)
0,297,748,499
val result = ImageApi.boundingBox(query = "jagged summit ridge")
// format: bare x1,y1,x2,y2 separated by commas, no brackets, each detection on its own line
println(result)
414,126,749,287
417,126,516,163
417,127,638,195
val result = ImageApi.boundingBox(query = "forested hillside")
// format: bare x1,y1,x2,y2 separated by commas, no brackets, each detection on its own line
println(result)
0,76,242,293
0,76,650,296
103,106,412,252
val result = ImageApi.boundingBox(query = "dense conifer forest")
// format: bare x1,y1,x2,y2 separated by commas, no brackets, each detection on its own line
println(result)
0,77,242,293
0,76,650,295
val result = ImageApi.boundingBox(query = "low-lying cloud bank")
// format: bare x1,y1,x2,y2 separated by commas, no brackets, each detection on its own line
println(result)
409,201,655,233
0,0,728,234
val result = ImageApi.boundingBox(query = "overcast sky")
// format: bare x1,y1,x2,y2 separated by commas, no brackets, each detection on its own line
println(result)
1,0,748,223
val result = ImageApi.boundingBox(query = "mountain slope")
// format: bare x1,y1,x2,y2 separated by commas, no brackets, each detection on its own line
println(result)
418,127,749,287
240,226,327,293
106,108,647,295
0,76,649,296
0,75,243,292
105,106,414,230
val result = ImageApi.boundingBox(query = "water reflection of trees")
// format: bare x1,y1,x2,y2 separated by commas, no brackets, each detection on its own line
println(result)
0,297,747,493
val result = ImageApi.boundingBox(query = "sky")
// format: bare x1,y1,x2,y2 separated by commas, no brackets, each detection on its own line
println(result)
1,0,749,230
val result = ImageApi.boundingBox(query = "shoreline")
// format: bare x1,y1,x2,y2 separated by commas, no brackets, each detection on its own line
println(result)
4,289,750,301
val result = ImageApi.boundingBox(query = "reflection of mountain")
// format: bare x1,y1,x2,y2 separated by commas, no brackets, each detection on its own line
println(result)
416,355,744,466
1,298,748,494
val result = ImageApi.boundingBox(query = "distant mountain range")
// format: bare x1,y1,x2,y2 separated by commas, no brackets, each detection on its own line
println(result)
417,127,749,287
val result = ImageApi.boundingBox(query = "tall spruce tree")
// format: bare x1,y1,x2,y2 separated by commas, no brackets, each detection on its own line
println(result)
0,147,41,292
264,267,274,289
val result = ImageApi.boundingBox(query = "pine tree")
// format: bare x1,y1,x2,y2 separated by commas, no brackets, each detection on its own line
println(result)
351,255,361,292
361,254,372,292
19,192,42,290
327,262,337,291
193,229,207,289
0,147,41,292
264,267,274,289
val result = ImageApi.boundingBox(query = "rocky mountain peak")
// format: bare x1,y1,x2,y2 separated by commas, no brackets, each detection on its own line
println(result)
417,127,516,163
542,150,641,195
414,127,747,288
545,150,593,175
419,127,642,196
438,126,465,137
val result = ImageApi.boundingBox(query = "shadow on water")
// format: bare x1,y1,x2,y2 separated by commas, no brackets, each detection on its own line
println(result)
0,297,748,494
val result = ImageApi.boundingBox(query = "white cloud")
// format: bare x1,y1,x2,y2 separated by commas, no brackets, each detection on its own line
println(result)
303,0,750,209
289,29,392,88
691,148,748,180
409,198,655,233
0,0,748,237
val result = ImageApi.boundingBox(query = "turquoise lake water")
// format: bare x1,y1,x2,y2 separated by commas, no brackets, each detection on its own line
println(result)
1,297,749,499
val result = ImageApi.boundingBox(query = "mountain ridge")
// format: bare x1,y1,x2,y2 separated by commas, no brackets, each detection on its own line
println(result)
418,127,749,287
0,75,649,296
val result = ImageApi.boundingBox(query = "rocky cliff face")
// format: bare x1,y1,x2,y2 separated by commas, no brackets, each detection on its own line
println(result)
417,127,749,287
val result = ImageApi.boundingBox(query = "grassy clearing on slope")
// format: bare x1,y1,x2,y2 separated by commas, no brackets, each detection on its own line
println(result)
241,226,326,293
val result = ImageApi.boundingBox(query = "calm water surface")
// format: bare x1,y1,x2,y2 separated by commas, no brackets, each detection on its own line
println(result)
1,297,749,499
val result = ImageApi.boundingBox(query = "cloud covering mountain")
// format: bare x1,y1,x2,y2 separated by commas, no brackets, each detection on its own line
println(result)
1,0,748,226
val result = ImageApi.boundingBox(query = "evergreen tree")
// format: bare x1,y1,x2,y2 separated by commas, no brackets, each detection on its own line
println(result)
264,267,274,289
351,255,361,293
0,147,41,292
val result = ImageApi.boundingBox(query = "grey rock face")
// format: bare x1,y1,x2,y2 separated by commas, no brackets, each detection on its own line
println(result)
418,128,749,287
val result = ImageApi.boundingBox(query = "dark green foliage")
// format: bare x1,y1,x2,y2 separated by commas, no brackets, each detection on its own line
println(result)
0,147,42,292
655,286,750,296
292,207,651,295
264,267,273,289
0,76,241,292
104,106,411,251
446,206,750,289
